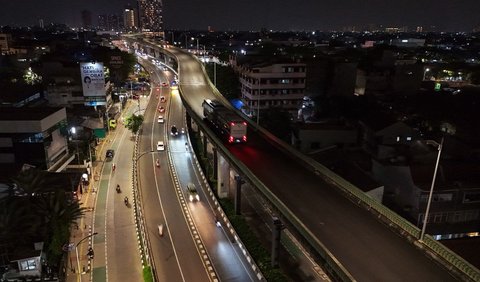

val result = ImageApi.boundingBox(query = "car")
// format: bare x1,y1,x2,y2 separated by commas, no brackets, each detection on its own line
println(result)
171,125,178,136
106,149,114,159
157,116,164,123
161,82,168,87
158,106,165,113
160,96,166,103
157,141,165,151
186,183,200,202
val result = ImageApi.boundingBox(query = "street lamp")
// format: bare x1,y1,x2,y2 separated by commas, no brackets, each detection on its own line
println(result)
423,67,430,81
419,137,444,241
75,232,98,281
256,78,260,125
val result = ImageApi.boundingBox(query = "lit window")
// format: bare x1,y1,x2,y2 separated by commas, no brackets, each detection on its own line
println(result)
20,259,37,271
396,136,400,142
406,137,412,141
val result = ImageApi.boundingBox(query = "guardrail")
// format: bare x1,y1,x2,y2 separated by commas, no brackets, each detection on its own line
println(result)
237,109,480,281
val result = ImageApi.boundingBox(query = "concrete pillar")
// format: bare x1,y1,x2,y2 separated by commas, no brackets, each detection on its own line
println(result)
202,134,207,158
234,175,243,215
217,153,229,198
213,148,218,180
271,216,284,268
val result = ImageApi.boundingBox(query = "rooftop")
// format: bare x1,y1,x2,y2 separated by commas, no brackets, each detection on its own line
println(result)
0,107,64,121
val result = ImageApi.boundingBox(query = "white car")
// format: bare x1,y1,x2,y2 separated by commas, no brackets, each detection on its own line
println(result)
157,116,164,123
157,141,165,151
187,183,200,202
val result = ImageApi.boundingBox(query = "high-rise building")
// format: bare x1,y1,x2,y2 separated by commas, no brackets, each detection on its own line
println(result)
137,0,163,37
123,6,137,31
98,14,122,31
81,10,92,29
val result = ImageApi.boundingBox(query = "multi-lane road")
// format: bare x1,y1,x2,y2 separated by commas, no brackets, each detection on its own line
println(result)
149,45,458,282
135,59,258,282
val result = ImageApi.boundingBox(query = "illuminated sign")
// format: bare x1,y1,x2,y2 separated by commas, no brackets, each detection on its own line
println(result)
80,62,106,97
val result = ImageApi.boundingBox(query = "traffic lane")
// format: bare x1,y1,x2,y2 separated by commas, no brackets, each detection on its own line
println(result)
143,68,210,282
228,130,456,282
170,147,257,282
155,145,210,278
138,154,185,281
137,76,186,281
107,125,142,282
161,79,212,282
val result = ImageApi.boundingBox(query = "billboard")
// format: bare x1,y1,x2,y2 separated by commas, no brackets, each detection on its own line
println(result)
80,62,106,97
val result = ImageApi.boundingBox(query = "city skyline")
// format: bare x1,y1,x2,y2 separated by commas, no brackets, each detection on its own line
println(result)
1,0,480,31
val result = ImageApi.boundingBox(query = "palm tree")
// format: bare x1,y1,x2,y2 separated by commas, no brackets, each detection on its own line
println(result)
8,168,85,266
11,168,49,195
35,190,84,264
0,198,36,252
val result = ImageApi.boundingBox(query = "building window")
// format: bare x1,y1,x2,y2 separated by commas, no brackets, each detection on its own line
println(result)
396,136,400,142
406,136,412,141
434,213,443,223
463,192,480,203
20,259,37,271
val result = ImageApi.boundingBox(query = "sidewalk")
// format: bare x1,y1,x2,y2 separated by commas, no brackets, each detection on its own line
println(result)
65,98,140,282
65,127,115,282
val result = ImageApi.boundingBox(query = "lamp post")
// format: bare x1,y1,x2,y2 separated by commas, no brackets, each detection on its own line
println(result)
419,137,444,241
256,78,260,125
423,67,430,81
75,232,98,281
213,61,216,86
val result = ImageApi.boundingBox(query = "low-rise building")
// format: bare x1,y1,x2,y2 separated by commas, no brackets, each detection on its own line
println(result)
0,107,71,170
231,55,306,120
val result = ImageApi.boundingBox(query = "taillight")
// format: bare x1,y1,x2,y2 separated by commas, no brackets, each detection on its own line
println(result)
243,122,247,126
243,136,247,142
230,122,235,126
229,136,234,143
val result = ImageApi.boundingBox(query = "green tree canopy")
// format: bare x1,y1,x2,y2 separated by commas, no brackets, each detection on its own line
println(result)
125,114,144,135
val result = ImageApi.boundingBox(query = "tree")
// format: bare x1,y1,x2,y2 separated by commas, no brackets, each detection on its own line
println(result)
4,168,85,268
260,107,292,142
125,114,144,135
205,63,241,101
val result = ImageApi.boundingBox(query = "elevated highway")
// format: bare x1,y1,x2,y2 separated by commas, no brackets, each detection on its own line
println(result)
126,36,479,282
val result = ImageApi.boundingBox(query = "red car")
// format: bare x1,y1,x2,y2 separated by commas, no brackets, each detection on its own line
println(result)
158,106,165,113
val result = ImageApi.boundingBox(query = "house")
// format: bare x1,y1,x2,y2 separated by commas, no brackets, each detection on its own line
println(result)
372,154,480,239
1,242,45,281
293,119,358,153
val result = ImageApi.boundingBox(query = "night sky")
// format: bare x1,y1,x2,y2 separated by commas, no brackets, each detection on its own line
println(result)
1,0,479,31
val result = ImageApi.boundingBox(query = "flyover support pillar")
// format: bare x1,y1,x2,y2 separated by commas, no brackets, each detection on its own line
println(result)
213,148,218,180
202,134,207,158
271,216,284,268
234,175,244,215
217,153,229,198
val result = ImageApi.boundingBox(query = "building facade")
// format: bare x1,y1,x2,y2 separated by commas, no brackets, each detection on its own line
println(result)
231,56,306,120
137,0,163,36
123,7,137,31
0,107,70,170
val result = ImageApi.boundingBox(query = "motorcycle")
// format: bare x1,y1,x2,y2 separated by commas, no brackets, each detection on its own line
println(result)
116,185,121,193
156,159,160,167
124,196,129,206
